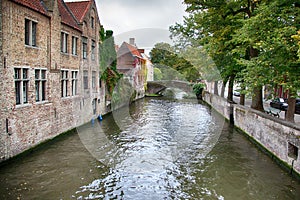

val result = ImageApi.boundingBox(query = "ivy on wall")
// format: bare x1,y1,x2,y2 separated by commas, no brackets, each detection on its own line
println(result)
99,27,122,95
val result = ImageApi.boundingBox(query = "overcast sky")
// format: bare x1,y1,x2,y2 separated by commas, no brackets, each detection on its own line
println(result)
66,0,187,51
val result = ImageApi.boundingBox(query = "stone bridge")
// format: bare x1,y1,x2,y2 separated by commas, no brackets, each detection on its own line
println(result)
146,80,193,94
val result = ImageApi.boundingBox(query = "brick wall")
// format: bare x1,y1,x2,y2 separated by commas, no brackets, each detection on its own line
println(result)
0,0,5,160
80,2,106,118
203,92,300,176
0,0,107,162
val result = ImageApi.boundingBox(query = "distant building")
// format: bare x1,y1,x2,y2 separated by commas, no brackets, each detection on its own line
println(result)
0,0,105,162
117,38,147,99
140,51,154,82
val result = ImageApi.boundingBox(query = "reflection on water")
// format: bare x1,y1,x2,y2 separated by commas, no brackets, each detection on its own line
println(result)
0,98,300,200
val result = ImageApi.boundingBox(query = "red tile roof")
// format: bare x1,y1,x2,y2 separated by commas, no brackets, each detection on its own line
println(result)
11,0,48,16
66,0,91,23
124,42,143,58
58,0,81,31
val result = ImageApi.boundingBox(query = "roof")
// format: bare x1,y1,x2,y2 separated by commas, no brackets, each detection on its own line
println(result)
123,42,143,58
58,0,81,31
10,0,81,31
66,0,91,23
11,0,48,16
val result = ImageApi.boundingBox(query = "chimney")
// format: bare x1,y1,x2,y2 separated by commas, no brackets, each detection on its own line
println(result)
129,38,135,46
42,0,55,11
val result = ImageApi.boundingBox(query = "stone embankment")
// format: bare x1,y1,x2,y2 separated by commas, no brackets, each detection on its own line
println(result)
203,91,300,177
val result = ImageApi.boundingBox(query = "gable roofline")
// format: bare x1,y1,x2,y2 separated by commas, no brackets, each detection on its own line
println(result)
10,0,49,17
65,0,92,23
126,42,145,59
58,0,81,32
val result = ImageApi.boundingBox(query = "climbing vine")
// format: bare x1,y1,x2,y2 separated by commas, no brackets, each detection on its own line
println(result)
99,27,122,95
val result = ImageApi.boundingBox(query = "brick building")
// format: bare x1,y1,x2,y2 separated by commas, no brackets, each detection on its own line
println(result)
117,38,147,99
0,0,106,162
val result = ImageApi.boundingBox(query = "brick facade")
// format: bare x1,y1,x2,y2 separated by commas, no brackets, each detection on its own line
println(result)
0,0,4,160
117,40,147,99
0,0,106,162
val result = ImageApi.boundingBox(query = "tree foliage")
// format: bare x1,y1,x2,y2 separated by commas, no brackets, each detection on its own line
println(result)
99,27,122,94
170,0,300,121
150,42,200,82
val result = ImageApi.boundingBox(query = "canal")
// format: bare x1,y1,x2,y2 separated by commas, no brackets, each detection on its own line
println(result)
1,97,300,199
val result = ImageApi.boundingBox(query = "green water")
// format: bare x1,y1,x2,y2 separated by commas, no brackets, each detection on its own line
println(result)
0,98,300,200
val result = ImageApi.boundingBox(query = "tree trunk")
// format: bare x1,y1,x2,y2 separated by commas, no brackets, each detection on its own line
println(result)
248,45,264,111
251,86,264,112
286,94,295,123
214,81,219,95
240,84,245,106
227,75,235,102
221,78,228,98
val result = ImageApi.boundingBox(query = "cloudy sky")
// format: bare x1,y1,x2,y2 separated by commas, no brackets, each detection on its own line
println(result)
66,0,187,51
95,0,187,49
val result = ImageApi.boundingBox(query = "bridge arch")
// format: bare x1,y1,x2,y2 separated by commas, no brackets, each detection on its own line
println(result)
146,80,193,95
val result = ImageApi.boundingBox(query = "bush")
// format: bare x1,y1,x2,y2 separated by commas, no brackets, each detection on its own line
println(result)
192,83,205,96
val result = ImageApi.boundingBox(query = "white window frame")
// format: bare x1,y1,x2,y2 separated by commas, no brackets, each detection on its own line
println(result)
15,68,29,105
61,70,69,97
72,36,78,55
61,32,68,53
71,71,78,96
25,19,37,47
35,68,47,102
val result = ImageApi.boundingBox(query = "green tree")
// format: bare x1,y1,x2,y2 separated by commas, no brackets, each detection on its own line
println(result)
170,0,248,103
99,28,122,94
150,42,200,82
234,0,300,121
292,30,300,59
170,0,300,120
153,67,163,80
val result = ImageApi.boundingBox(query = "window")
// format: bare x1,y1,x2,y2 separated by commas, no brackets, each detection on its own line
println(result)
25,19,37,46
92,98,97,115
99,76,102,88
72,36,78,55
71,71,78,96
35,69,46,102
61,70,68,97
288,142,298,160
91,17,94,29
91,40,96,60
83,70,88,89
92,71,96,90
82,37,87,59
61,32,68,53
15,68,29,105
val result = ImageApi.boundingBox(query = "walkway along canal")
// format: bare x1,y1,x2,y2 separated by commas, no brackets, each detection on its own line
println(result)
1,97,300,199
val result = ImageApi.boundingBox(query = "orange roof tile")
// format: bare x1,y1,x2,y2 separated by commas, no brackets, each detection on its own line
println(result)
11,0,48,16
58,0,81,31
66,0,91,23
124,42,143,58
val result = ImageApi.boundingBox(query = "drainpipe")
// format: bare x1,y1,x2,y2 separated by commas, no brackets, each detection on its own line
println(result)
229,103,234,125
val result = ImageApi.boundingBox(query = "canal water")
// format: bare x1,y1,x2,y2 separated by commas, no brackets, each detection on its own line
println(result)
1,97,300,200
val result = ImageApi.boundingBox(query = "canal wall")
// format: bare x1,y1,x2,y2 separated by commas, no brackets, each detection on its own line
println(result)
203,92,300,177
